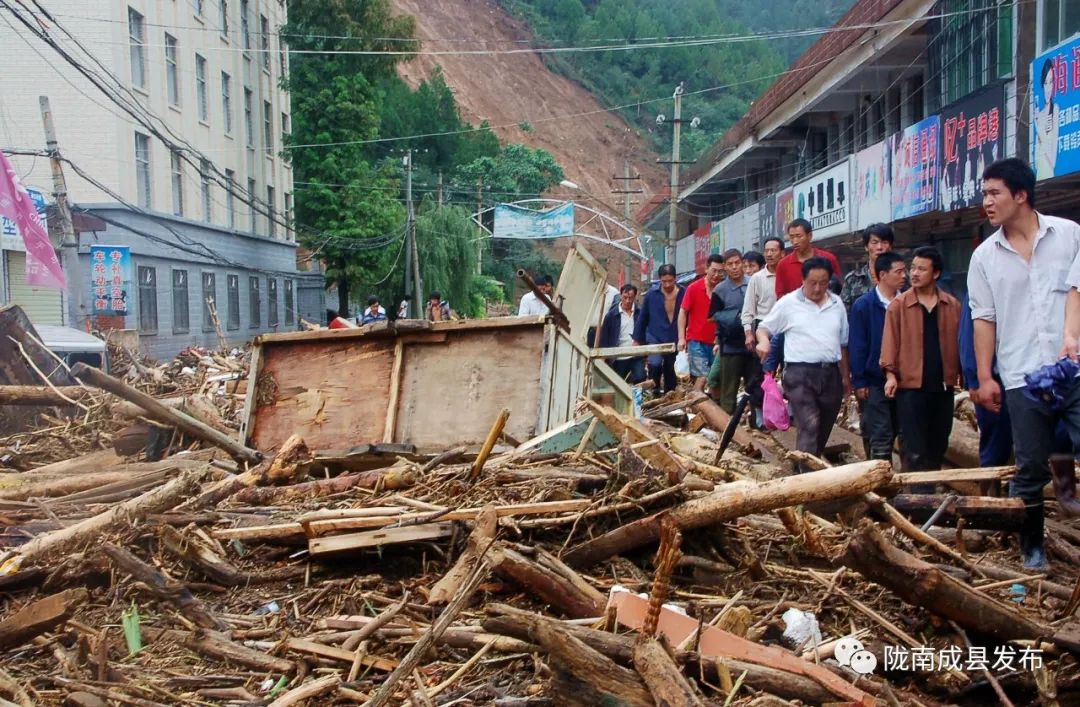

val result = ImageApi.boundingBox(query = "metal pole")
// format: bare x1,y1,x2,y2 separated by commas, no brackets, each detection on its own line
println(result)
476,176,484,272
406,150,422,308
39,96,82,329
665,85,683,267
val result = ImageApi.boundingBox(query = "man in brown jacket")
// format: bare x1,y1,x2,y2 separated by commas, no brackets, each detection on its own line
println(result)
881,246,961,471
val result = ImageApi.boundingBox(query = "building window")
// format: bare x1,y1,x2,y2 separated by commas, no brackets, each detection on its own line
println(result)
219,0,229,38
138,265,158,333
172,269,190,334
195,54,208,122
284,191,293,240
165,34,181,106
248,177,257,232
260,14,271,70
128,8,146,90
282,112,290,139
929,0,1011,108
226,273,240,329
135,132,151,208
268,277,278,327
240,0,250,51
225,168,236,228
200,159,212,223
221,72,233,134
244,88,254,147
248,275,260,328
202,271,217,331
284,279,294,325
1041,0,1080,51
267,185,276,237
194,0,204,17
263,100,273,156
170,151,184,216
279,42,287,78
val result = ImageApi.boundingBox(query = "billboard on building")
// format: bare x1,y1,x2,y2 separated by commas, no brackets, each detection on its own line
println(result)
693,223,710,275
890,115,941,219
940,85,1005,210
775,188,794,238
675,233,695,274
492,202,574,239
89,245,131,316
708,219,725,254
853,141,891,229
725,204,759,253
1031,35,1080,180
793,157,852,239
758,194,777,247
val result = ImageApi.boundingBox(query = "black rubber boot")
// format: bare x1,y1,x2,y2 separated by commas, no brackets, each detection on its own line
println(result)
1019,500,1047,571
1050,454,1080,518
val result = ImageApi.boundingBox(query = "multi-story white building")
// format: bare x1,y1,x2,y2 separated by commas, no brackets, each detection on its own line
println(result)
0,0,324,359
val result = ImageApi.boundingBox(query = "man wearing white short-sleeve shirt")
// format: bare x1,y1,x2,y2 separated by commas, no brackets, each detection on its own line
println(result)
968,157,1080,570
757,256,852,471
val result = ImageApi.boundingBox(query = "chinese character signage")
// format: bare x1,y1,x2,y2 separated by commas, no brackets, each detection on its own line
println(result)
492,202,575,239
1032,35,1080,180
89,245,131,315
890,115,941,219
692,223,710,275
775,188,794,237
940,85,1005,210
758,194,777,247
708,219,724,254
853,140,891,229
793,157,851,239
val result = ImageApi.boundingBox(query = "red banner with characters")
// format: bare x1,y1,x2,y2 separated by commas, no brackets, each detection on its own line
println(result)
693,224,710,275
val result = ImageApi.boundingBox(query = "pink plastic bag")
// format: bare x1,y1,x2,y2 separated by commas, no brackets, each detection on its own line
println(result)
761,375,791,431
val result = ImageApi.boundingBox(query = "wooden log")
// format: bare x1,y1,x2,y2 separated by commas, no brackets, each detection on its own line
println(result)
429,506,496,605
302,499,592,536
308,523,455,557
493,467,607,490
101,543,224,630
183,629,294,674
0,459,205,501
267,675,339,707
946,423,982,469
283,638,396,671
842,521,1048,644
470,408,510,481
0,588,87,651
632,637,704,707
111,397,183,419
0,385,95,406
890,494,1025,530
230,467,415,506
565,460,892,568
489,544,606,619
688,395,765,460
180,395,231,436
157,525,304,586
584,400,687,482
182,434,310,509
7,468,209,568
70,363,262,464
528,614,653,707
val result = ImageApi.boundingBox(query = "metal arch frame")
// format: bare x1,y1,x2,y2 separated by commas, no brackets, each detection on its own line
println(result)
472,199,651,260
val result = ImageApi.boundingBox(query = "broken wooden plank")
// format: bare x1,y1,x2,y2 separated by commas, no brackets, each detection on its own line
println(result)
890,494,1025,530
589,343,675,359
0,385,95,406
284,638,397,671
183,629,294,674
308,523,455,557
583,400,687,481
429,507,496,605
102,543,224,630
892,466,1015,486
0,588,87,651
565,460,892,568
632,637,704,707
488,544,605,619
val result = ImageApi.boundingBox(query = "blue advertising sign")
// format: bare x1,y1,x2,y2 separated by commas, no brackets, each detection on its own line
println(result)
1032,35,1080,180
1,187,47,250
889,115,941,220
492,202,575,240
89,245,132,316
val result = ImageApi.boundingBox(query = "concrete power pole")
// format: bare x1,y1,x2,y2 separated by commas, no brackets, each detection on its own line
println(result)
405,150,423,308
475,176,484,272
39,96,83,330
665,84,684,267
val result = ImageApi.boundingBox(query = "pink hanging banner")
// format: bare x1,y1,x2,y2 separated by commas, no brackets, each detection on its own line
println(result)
0,152,66,290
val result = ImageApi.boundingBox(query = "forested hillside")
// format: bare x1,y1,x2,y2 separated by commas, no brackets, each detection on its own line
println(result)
498,0,853,159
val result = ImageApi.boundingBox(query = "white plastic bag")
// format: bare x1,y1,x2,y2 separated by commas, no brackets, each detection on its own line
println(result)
674,351,690,377
781,608,822,649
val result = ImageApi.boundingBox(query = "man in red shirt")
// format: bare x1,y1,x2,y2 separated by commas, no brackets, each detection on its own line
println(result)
774,219,842,298
678,253,724,393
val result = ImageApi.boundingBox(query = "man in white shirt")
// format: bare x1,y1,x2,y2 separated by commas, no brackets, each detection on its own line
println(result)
600,284,644,383
970,157,1080,570
518,274,554,316
741,236,783,344
757,256,852,470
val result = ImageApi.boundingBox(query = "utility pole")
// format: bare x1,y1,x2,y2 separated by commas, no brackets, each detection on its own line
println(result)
475,176,484,272
39,96,82,330
665,84,684,266
611,159,643,222
436,171,444,208
405,150,422,309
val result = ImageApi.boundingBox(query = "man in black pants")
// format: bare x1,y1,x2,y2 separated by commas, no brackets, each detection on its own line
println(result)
881,247,962,472
634,264,684,395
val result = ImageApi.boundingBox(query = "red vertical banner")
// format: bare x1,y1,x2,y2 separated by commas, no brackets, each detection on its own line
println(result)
693,224,710,275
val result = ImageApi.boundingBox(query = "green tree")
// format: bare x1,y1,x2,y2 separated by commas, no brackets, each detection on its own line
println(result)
455,143,565,200
283,0,415,316
414,201,479,316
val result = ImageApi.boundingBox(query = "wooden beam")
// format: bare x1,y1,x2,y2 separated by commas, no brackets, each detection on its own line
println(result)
588,343,676,359
308,523,454,557
383,340,405,443
0,588,87,651
0,385,95,406
284,638,397,671
892,466,1015,485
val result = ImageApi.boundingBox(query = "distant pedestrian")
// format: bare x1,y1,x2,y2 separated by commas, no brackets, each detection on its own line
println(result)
743,250,765,277
881,247,961,472
600,284,644,384
757,256,851,469
741,237,783,427
519,275,554,316
842,223,896,309
678,254,724,393
426,292,451,321
359,295,387,326
707,249,762,414
848,252,906,461
634,264,684,395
